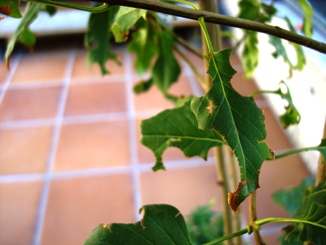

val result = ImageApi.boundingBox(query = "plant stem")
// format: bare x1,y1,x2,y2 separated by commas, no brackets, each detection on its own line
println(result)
87,0,326,54
273,146,322,159
316,118,326,185
202,227,248,245
214,147,233,245
227,148,243,245
249,191,266,245
255,217,326,230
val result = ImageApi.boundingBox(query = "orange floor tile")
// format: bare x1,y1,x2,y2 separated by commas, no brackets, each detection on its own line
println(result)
0,35,311,245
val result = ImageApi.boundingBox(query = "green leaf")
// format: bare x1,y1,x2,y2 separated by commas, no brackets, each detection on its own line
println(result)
133,77,154,94
276,81,301,129
238,1,277,76
111,7,146,42
191,49,272,211
141,100,225,171
272,177,315,215
152,30,181,95
278,233,303,245
5,2,41,66
242,31,259,77
187,201,224,245
18,28,36,47
127,19,159,74
85,7,120,75
0,0,22,18
316,139,326,162
269,36,294,72
284,180,326,244
84,204,193,245
297,0,313,37
283,17,306,71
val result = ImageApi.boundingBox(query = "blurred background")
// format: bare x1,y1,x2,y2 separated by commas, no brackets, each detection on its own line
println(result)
0,1,325,244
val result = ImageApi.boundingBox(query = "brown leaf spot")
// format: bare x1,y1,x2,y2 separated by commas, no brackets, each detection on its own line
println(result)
228,180,248,212
0,6,11,15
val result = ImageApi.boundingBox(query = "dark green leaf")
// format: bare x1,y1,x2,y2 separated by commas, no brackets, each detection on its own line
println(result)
278,233,303,245
277,81,301,129
133,78,154,94
297,0,313,37
272,177,315,215
141,100,225,171
5,2,41,66
191,49,272,211
316,139,326,162
111,7,146,42
285,180,326,244
84,204,193,245
0,0,21,18
42,5,57,16
152,31,181,95
127,19,159,74
85,7,120,75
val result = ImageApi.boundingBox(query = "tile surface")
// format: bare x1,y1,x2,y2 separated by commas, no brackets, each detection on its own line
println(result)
41,174,134,245
0,126,53,174
0,181,43,245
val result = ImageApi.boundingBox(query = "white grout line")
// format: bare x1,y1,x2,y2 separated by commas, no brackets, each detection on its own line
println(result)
33,48,76,245
123,50,143,221
0,52,22,103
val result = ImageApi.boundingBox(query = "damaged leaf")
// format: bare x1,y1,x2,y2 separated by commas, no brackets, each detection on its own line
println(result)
85,7,121,75
191,49,272,211
284,180,326,244
141,100,225,171
84,204,193,245
111,7,146,42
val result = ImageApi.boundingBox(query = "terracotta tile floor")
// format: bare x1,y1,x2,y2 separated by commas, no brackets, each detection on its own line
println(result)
0,35,311,245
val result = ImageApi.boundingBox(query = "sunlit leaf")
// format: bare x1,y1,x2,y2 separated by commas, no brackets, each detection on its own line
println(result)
283,17,306,71
5,2,41,66
238,0,277,77
127,19,159,74
84,204,193,245
242,32,259,77
272,177,315,215
297,0,313,37
284,180,326,244
18,27,36,48
85,7,120,75
111,7,146,42
191,49,272,211
141,100,225,171
276,81,301,128
0,0,21,18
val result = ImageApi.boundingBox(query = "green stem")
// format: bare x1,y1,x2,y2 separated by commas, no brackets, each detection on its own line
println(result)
255,217,326,230
25,0,110,12
202,227,248,245
274,146,320,159
203,216,326,245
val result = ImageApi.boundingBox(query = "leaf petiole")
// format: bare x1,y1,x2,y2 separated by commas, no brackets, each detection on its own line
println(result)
25,0,110,13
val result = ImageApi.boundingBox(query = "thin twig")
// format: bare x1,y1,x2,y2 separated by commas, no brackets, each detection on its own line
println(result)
316,118,326,186
96,0,326,54
249,191,266,245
